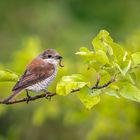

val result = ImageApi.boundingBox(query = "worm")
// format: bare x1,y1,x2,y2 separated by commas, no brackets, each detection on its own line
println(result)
59,59,64,67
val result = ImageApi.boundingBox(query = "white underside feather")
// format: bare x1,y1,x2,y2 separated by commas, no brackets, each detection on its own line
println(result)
26,59,58,92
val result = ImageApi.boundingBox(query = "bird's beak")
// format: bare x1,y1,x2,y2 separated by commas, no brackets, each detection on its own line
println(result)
55,55,64,67
55,55,63,60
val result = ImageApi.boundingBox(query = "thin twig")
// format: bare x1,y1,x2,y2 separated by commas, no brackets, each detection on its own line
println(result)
95,74,100,87
91,76,115,90
0,92,56,105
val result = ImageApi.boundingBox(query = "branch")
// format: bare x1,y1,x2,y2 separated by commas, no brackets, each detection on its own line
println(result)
91,76,115,90
0,92,56,105
0,76,115,105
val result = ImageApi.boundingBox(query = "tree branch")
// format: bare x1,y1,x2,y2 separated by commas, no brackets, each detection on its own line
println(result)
0,77,115,105
91,76,115,90
0,92,56,105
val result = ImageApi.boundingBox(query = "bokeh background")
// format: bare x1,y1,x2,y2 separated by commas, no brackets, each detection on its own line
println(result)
0,0,140,140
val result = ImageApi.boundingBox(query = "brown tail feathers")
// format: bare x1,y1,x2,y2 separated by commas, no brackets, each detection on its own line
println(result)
2,89,22,103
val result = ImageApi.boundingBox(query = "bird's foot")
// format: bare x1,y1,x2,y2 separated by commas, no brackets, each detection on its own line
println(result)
45,92,52,101
26,90,31,104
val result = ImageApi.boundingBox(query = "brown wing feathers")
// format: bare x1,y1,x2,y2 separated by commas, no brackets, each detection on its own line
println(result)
12,58,54,91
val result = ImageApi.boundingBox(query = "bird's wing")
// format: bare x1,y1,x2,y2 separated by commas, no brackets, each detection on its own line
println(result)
12,58,55,91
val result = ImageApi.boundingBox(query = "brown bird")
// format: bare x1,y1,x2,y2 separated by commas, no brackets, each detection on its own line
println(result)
3,48,63,103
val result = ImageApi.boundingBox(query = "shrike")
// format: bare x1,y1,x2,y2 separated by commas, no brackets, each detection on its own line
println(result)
3,49,63,103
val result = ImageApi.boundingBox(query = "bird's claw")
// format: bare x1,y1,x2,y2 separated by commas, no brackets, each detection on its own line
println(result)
45,94,51,101
26,95,31,104
26,90,31,104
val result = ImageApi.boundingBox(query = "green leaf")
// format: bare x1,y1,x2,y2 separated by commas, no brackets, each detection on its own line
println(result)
132,52,140,66
75,47,94,61
92,30,113,53
125,72,136,84
114,60,132,76
118,82,140,103
104,84,120,98
111,43,125,61
62,74,87,82
0,70,18,82
98,70,111,85
78,87,100,110
56,74,89,96
76,47,92,55
94,50,109,65
92,30,129,62
91,29,131,69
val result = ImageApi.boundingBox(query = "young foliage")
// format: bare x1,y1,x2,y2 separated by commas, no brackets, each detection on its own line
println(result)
0,70,18,82
56,74,89,96
57,30,140,109
77,87,101,110
117,82,140,102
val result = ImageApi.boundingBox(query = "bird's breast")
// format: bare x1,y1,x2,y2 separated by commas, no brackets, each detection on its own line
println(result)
26,66,57,92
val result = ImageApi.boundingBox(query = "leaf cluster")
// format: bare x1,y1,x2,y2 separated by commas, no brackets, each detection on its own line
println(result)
56,30,140,109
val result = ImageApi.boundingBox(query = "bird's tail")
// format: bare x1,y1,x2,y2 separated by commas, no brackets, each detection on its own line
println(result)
2,89,22,103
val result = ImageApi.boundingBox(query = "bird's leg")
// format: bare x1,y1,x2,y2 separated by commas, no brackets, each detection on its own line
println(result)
26,90,31,104
45,91,52,101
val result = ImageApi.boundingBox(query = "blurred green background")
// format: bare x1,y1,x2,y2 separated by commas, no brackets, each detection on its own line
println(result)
0,0,140,140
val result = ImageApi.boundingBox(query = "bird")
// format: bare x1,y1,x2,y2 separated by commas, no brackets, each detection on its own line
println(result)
3,48,63,103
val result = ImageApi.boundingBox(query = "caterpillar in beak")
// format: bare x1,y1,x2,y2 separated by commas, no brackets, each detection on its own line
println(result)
59,59,64,67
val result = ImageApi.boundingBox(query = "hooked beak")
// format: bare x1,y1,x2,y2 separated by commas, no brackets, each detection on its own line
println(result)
56,55,64,67
55,55,63,60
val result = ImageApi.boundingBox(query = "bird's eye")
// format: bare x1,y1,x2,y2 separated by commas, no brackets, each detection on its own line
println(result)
48,55,52,58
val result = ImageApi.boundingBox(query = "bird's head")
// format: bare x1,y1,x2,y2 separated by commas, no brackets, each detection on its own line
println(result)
39,49,63,67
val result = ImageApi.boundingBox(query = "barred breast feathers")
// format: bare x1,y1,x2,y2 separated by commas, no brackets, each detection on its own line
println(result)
26,61,58,92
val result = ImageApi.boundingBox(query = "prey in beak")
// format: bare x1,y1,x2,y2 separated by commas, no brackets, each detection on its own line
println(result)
57,56,64,67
